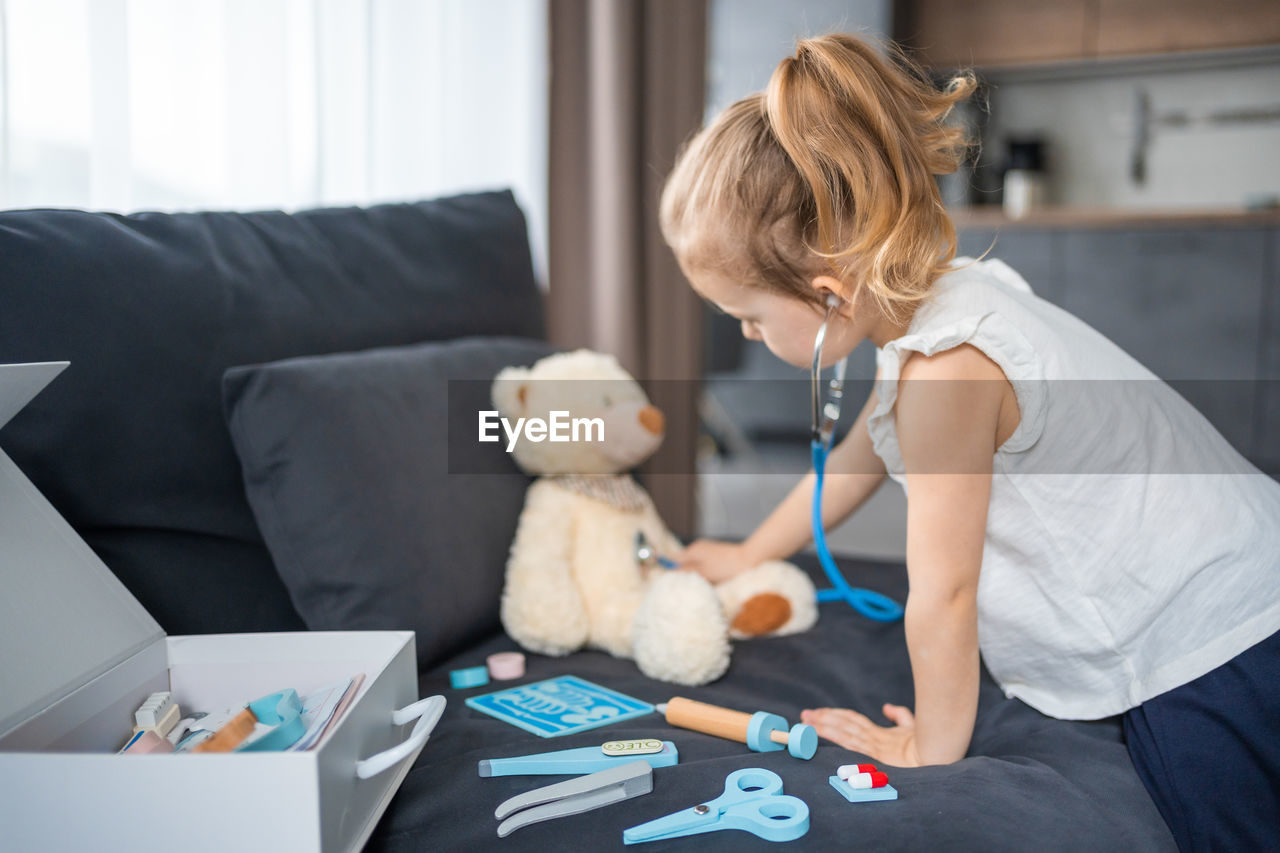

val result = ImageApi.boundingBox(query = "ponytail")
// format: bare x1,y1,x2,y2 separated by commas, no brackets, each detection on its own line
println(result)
764,34,977,320
661,32,976,323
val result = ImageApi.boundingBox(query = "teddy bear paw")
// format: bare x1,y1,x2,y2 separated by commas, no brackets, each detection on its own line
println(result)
716,561,819,640
632,570,731,686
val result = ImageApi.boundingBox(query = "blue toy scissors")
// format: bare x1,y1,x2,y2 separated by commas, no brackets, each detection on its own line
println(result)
622,767,809,844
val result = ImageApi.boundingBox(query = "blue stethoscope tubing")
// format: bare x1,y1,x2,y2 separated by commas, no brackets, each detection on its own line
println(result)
811,438,903,620
810,296,905,622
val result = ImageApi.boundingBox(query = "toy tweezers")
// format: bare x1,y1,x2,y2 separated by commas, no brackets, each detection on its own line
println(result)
494,760,653,838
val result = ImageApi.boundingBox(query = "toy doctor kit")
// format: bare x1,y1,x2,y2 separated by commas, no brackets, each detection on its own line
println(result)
123,677,366,755
0,362,438,852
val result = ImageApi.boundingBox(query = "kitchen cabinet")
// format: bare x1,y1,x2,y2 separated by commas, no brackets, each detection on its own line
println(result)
1095,0,1280,57
1056,227,1267,459
958,218,1276,467
960,223,1270,460
957,227,1063,304
895,0,1093,68
896,0,1280,69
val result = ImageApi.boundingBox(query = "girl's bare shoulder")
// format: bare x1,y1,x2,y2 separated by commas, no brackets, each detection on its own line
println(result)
896,344,1017,456
898,343,1007,383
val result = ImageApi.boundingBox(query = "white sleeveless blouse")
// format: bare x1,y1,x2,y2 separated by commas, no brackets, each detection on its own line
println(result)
868,257,1280,719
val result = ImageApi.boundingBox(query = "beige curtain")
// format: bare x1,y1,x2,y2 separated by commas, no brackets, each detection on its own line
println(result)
547,0,708,537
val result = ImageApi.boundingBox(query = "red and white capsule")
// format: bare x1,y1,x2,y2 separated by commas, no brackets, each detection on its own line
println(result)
840,771,889,789
836,764,878,779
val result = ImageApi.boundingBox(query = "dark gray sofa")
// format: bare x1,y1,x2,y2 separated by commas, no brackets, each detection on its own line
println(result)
0,191,1174,851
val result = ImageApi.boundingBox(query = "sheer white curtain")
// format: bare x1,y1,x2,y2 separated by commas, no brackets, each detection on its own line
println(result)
0,0,549,277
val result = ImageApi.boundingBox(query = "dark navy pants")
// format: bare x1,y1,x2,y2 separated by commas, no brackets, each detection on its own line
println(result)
1123,628,1280,852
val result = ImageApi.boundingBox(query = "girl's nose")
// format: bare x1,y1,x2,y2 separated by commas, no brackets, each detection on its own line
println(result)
740,319,761,341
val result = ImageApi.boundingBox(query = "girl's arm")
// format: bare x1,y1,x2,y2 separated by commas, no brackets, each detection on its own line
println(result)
679,380,888,581
896,352,996,764
803,344,1008,766
744,380,887,561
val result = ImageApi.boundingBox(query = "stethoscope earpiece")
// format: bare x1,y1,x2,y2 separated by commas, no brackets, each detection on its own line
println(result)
810,300,847,448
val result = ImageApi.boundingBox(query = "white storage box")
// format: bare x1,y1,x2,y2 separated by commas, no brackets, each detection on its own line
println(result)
0,362,443,852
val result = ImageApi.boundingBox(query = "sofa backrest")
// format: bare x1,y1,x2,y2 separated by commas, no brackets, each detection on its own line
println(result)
0,190,544,634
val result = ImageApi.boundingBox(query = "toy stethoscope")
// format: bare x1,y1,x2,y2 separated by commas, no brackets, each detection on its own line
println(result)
809,293,904,621
632,294,903,622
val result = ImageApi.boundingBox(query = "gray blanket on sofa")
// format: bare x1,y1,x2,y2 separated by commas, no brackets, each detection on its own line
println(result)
369,556,1174,852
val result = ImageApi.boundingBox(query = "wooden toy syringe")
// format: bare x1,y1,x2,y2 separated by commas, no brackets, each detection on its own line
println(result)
657,697,818,760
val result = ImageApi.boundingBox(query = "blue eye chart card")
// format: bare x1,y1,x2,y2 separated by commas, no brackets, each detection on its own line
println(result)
464,675,654,737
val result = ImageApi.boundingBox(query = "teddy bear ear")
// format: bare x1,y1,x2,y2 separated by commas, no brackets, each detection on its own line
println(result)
492,366,531,415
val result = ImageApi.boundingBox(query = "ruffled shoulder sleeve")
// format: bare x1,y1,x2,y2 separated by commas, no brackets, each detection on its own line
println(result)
868,312,1047,478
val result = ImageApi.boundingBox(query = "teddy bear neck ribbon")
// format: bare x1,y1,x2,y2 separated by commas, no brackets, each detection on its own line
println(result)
547,474,648,513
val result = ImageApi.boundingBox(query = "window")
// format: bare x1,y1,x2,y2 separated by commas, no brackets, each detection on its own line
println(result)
0,0,548,277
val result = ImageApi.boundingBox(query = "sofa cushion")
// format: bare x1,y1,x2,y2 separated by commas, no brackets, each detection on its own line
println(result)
223,336,557,669
0,191,544,634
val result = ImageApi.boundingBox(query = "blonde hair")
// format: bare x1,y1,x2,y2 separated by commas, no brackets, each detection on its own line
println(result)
660,33,978,322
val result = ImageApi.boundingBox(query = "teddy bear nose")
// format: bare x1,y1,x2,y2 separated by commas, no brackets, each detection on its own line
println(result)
638,405,665,435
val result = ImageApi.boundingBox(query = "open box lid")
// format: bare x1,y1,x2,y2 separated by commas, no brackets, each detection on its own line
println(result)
0,363,164,739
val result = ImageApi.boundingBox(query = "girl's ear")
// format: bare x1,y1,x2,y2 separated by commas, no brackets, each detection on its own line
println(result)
491,367,531,416
810,274,853,310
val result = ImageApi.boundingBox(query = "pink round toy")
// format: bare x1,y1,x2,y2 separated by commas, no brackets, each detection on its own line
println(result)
487,652,526,680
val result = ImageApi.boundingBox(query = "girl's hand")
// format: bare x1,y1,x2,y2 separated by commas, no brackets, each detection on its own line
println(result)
800,704,922,767
675,539,752,583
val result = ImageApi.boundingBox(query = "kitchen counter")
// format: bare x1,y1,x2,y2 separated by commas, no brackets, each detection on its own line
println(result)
950,205,1280,229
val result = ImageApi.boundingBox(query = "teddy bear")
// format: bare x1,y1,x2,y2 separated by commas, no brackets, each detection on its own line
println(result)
490,348,817,686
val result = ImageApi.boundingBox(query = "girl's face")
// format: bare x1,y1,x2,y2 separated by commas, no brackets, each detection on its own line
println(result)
690,269,868,369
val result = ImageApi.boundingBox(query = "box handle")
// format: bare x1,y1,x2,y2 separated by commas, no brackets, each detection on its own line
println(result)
354,695,446,780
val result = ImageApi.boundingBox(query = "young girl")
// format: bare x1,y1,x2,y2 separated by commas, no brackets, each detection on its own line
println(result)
660,33,1280,851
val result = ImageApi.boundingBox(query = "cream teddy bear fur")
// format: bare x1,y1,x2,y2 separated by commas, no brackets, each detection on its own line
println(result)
492,349,817,686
